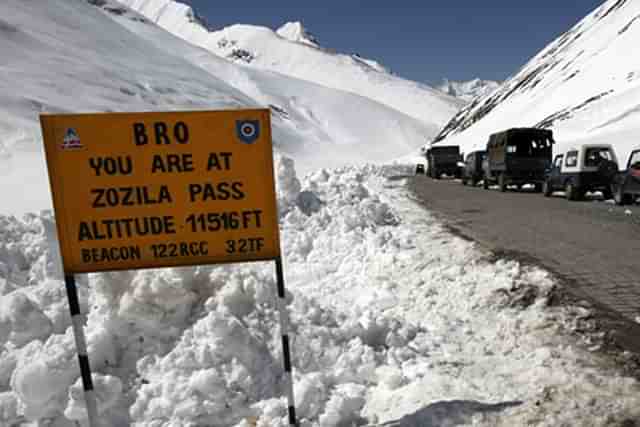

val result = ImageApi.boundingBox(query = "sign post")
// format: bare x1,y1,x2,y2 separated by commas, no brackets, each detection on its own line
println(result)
40,109,297,426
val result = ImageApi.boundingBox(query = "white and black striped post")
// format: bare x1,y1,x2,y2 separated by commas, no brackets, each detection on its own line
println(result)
274,257,298,426
64,274,99,427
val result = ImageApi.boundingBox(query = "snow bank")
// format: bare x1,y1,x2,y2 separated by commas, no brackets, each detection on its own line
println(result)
1,158,640,426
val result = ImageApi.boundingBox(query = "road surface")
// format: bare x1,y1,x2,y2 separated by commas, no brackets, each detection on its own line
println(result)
408,176,640,322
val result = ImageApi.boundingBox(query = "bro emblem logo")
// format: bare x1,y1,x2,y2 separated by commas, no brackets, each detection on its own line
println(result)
236,120,260,144
61,128,84,150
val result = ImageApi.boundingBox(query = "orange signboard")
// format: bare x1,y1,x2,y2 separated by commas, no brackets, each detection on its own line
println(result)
40,109,280,273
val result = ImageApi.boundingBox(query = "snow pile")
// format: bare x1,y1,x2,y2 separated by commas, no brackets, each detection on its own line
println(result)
2,159,640,426
437,78,501,103
117,0,464,127
435,0,640,163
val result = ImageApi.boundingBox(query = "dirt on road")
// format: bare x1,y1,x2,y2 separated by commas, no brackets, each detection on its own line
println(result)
408,175,640,354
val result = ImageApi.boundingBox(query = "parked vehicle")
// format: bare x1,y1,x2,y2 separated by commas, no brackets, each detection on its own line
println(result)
542,144,618,200
461,150,486,186
611,148,640,205
415,163,425,174
483,128,554,192
425,145,462,179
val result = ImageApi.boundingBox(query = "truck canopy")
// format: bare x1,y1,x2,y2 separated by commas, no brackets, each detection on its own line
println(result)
488,128,554,158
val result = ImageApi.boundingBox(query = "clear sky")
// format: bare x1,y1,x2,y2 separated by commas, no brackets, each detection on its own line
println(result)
181,0,604,85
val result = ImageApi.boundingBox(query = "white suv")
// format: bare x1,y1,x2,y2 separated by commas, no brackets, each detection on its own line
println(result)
542,144,619,200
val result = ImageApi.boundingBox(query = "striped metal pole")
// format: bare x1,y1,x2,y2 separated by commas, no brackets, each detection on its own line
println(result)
274,257,298,426
64,274,99,427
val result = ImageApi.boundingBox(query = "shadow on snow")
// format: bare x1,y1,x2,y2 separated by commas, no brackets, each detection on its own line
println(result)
377,399,523,427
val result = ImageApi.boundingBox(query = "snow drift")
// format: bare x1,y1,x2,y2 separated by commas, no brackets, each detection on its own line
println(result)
434,0,640,163
2,160,640,426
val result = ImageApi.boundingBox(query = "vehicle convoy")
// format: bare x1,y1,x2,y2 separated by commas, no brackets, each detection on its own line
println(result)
611,148,640,205
543,144,618,200
425,145,461,179
460,150,486,186
483,128,554,192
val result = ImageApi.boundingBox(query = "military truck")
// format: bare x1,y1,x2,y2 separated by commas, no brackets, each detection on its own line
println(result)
425,145,461,179
483,128,554,192
461,150,486,186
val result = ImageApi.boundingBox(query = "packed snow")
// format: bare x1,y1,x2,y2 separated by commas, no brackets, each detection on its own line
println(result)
434,0,640,164
2,160,640,426
117,0,465,127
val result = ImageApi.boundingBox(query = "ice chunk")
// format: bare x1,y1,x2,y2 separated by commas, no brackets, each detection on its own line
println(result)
296,190,324,216
318,383,367,427
275,154,301,214
63,373,123,421
0,292,52,347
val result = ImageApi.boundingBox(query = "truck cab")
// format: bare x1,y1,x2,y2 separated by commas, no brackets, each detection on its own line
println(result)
425,145,462,179
483,128,554,191
461,150,486,186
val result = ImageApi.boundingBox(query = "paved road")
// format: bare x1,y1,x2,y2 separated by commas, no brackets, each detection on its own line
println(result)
408,176,640,321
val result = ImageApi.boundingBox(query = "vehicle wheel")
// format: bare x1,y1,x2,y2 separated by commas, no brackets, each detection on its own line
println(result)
432,168,439,179
542,180,552,197
602,187,613,200
471,177,478,187
461,178,467,186
498,174,507,192
614,186,632,206
534,183,543,193
565,182,582,201
483,178,489,190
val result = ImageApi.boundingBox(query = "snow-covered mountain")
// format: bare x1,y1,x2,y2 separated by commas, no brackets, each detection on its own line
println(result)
0,0,447,215
434,0,640,163
437,78,501,103
117,0,465,127
276,21,320,47
4,2,640,427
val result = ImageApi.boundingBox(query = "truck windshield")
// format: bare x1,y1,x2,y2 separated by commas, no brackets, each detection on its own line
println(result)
432,147,459,155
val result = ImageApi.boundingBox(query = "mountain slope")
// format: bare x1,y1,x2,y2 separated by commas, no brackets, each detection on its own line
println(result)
0,0,256,213
434,0,640,162
117,0,465,127
0,0,436,214
110,6,439,171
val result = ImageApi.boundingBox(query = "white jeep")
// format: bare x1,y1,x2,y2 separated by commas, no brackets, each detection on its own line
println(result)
542,144,619,200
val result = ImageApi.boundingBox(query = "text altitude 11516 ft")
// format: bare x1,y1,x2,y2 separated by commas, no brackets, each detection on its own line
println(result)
41,109,281,273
